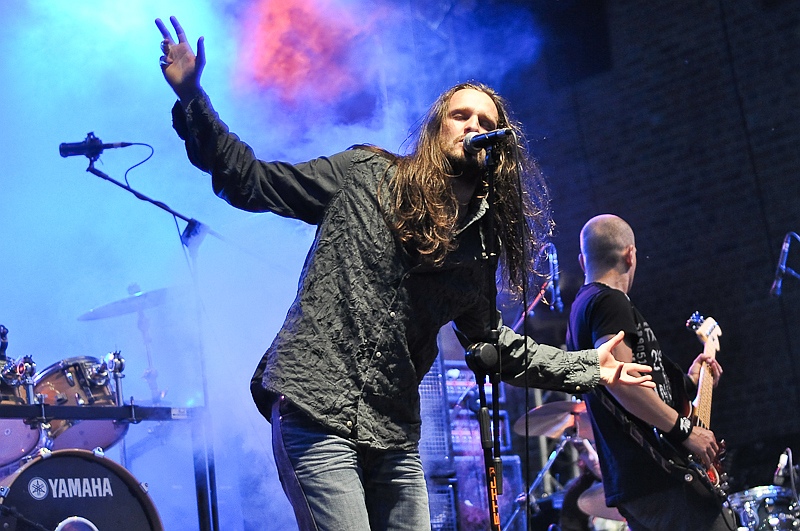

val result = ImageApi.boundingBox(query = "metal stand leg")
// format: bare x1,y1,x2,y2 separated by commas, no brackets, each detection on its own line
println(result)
192,412,212,531
502,436,575,531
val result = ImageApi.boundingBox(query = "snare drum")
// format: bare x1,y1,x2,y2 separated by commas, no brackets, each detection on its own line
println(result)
0,362,42,469
728,485,799,530
0,448,163,530
33,357,127,451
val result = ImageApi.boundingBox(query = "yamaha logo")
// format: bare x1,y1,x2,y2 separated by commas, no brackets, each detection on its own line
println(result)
27,476,114,499
27,477,48,500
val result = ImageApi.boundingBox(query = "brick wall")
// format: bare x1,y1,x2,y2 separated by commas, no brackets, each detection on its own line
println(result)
504,0,800,488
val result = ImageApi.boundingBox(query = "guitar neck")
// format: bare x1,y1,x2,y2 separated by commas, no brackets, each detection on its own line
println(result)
691,362,713,428
686,314,721,430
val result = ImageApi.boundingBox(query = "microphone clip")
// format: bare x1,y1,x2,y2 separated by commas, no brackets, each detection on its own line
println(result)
72,132,103,160
465,342,499,375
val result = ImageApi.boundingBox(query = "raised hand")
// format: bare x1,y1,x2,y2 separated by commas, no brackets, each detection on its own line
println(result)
597,331,656,388
155,16,205,101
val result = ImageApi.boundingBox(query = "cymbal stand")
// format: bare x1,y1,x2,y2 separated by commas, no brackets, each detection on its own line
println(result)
134,303,164,405
502,432,577,531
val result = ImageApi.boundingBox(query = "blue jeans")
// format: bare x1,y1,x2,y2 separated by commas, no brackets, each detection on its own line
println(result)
271,398,432,531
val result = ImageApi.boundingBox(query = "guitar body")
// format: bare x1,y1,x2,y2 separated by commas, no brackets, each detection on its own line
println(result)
673,401,726,490
656,432,727,501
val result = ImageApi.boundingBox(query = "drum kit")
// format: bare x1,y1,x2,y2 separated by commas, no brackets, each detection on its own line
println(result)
513,400,800,531
511,399,626,530
0,287,173,530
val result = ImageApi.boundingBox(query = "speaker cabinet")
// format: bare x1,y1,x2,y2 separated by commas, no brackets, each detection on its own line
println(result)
454,454,526,531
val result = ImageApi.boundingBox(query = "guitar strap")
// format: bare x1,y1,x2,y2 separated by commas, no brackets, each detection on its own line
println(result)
590,388,686,479
590,387,727,506
590,390,736,531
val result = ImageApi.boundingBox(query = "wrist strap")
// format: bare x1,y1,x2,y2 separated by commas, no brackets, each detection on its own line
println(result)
666,415,693,444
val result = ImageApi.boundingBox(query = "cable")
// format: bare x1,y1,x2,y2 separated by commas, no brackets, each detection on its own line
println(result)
121,143,155,187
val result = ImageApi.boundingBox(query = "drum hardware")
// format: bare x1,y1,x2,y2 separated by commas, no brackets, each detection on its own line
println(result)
0,393,208,528
727,485,799,530
503,431,589,531
78,285,168,405
0,325,8,359
101,350,126,407
503,400,598,531
1,355,38,405
33,356,129,452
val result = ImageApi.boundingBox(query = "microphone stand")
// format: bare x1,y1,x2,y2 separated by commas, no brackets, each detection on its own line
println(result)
85,159,220,241
81,158,220,531
465,144,504,531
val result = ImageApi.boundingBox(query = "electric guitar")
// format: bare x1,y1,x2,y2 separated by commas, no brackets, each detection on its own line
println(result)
661,312,727,499
591,312,729,500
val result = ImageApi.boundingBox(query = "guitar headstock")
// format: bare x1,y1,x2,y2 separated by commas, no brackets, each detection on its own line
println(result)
686,312,722,354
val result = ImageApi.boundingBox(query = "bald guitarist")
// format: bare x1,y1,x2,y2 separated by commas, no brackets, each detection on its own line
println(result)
566,215,734,531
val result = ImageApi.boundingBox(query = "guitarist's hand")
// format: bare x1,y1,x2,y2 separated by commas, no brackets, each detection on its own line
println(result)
688,352,723,387
683,425,721,468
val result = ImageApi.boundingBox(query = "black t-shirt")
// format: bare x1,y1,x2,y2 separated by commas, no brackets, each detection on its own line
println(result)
566,282,682,505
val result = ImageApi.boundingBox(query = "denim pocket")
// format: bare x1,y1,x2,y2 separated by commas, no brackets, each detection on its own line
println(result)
278,398,307,422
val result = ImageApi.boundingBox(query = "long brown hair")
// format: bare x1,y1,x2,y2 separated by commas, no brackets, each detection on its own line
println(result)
378,82,553,296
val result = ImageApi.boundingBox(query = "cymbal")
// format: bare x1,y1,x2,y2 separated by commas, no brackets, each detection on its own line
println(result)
78,288,171,321
577,482,624,521
512,400,593,440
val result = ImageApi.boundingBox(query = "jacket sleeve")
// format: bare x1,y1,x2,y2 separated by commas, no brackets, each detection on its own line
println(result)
171,93,350,225
452,310,600,393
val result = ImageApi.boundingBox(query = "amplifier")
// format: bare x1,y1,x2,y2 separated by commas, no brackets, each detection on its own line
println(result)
428,477,459,531
450,409,511,455
444,360,506,407
420,354,455,477
454,454,527,531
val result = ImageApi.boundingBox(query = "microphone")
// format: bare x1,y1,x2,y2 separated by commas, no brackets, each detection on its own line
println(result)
463,128,513,155
548,244,564,312
774,449,790,485
59,132,132,158
770,234,791,297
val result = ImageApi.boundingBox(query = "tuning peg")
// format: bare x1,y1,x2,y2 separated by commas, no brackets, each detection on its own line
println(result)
686,311,704,330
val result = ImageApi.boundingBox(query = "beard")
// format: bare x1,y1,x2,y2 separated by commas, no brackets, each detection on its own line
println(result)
444,145,484,180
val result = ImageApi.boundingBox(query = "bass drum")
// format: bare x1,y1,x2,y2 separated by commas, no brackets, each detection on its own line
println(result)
728,485,799,530
0,449,163,531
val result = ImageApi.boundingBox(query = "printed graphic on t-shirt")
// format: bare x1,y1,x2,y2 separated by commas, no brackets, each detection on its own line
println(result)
634,316,673,406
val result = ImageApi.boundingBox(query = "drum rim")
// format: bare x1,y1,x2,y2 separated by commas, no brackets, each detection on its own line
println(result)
33,356,103,382
0,448,163,530
728,484,793,503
